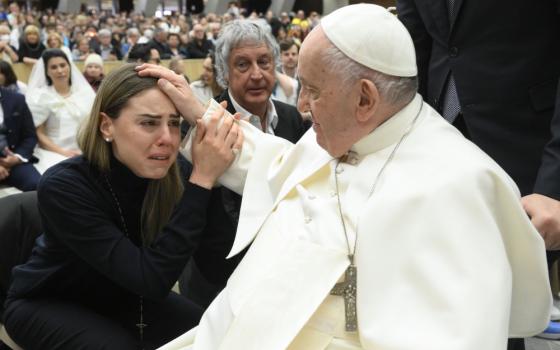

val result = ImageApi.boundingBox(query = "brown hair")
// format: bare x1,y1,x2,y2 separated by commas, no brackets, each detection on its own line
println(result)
78,63,184,245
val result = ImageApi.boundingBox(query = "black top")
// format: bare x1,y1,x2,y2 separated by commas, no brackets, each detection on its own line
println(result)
185,39,214,59
17,41,46,62
183,91,308,305
397,0,560,198
7,155,211,302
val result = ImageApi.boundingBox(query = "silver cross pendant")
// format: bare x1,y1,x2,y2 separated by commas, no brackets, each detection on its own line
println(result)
330,264,358,331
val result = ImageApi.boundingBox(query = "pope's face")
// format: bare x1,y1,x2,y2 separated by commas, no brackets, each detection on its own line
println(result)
297,28,360,158
102,88,181,179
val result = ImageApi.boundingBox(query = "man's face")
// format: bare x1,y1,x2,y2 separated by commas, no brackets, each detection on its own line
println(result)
281,44,298,71
193,25,205,40
99,34,111,46
167,35,179,48
157,30,167,42
297,28,359,158
227,43,276,114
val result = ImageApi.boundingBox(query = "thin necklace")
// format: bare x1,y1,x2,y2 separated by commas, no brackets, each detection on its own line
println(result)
104,174,148,346
330,101,423,332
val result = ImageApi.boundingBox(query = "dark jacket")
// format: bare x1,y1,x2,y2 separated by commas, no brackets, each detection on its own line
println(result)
185,39,214,59
182,91,308,307
6,156,211,303
0,88,37,160
397,0,560,198
16,41,45,62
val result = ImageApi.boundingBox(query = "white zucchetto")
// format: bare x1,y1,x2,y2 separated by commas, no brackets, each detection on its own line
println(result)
321,4,418,77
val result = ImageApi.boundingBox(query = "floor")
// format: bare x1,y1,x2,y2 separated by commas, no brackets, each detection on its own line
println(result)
527,337,560,350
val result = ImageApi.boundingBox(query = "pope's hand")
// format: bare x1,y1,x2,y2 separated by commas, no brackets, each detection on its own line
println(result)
522,193,560,250
189,105,243,189
136,64,206,125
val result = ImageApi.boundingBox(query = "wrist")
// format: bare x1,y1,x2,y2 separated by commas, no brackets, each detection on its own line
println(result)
188,172,215,190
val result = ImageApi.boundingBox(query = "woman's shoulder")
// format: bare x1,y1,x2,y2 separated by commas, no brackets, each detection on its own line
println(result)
39,156,98,194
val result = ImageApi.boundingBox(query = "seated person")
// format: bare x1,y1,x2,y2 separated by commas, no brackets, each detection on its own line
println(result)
189,52,222,104
3,63,242,349
82,53,104,92
26,49,95,173
0,86,40,191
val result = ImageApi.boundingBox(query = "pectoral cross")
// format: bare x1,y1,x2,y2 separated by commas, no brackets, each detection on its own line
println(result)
330,263,358,332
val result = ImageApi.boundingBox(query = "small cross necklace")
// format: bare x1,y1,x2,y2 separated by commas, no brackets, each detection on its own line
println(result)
104,175,148,345
331,102,423,332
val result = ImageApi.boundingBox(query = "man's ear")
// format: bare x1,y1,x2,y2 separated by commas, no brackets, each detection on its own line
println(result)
356,79,379,123
99,112,114,141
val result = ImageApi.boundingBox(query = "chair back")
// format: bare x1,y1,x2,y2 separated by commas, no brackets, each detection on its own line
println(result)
0,191,43,319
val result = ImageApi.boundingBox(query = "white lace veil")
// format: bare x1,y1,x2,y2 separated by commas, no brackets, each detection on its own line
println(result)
26,50,95,103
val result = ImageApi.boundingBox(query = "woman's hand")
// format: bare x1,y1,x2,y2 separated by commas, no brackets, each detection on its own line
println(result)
189,107,243,189
136,64,206,125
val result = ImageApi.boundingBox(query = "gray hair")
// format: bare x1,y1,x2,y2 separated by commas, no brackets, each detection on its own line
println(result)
214,19,280,89
322,44,418,108
126,27,140,37
98,28,111,37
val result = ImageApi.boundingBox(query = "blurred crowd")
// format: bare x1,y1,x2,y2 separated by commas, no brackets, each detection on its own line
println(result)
0,1,321,66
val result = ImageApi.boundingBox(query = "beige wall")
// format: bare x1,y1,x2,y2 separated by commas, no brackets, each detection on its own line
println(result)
12,58,205,84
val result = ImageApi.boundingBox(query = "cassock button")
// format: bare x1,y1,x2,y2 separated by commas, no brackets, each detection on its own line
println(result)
304,216,312,224
330,191,337,197
335,166,344,174
348,157,358,165
308,194,316,200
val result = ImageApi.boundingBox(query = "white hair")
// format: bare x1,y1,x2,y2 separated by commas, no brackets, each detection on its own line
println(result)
322,45,418,107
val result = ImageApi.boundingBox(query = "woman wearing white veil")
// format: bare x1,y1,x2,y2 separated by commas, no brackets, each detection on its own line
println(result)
26,48,95,174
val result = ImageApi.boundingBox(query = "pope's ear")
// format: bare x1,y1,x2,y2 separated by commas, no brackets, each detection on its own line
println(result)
99,112,114,140
356,79,379,123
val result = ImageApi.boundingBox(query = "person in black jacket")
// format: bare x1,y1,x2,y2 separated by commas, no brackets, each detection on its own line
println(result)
0,87,40,191
397,1,560,348
3,64,242,350
186,24,214,59
179,19,308,308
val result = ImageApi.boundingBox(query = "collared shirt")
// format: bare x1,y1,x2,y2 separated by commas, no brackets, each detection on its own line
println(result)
228,89,279,135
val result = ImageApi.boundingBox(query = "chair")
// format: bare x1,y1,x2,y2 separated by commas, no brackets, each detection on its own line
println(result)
0,191,43,350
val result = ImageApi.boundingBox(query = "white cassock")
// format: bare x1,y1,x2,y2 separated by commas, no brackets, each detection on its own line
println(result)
161,94,551,350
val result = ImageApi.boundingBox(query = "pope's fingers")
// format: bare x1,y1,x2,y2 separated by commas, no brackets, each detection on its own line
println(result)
138,64,185,84
158,78,185,103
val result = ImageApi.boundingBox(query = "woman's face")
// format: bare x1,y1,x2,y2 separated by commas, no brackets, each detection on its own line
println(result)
26,32,39,44
201,57,214,85
79,40,89,53
46,56,70,86
47,37,61,48
101,88,181,179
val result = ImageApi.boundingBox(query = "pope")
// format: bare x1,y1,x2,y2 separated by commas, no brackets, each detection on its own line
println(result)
140,4,551,350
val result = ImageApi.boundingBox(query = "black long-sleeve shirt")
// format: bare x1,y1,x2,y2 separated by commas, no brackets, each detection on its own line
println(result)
7,156,211,302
